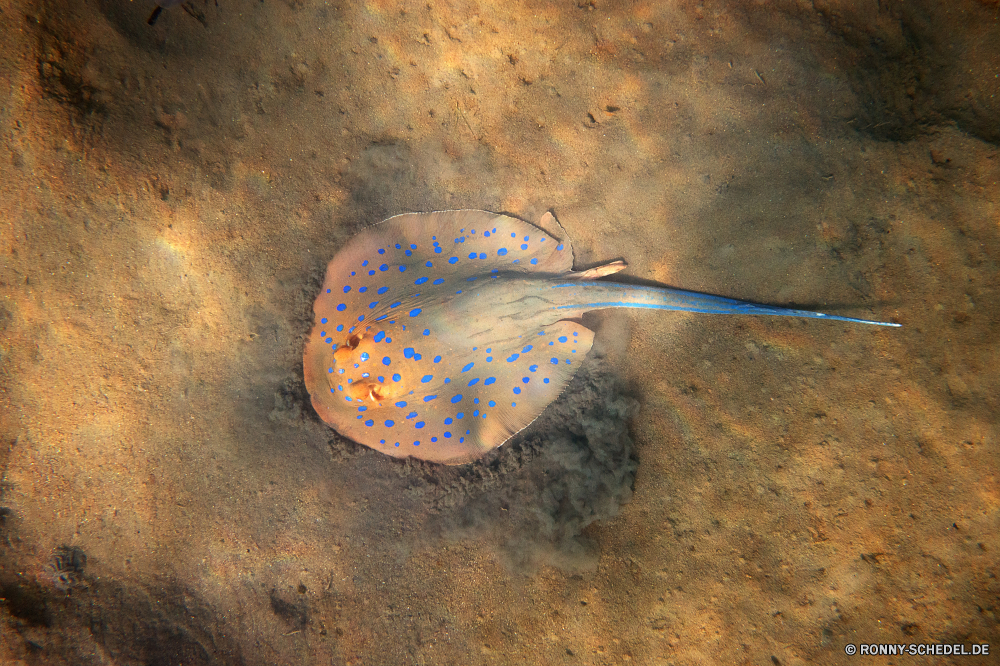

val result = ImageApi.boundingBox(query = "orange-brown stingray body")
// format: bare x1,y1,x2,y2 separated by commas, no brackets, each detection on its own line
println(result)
303,210,897,465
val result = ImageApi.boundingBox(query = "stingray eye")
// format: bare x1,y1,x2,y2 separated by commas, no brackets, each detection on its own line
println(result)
368,385,384,402
333,333,366,362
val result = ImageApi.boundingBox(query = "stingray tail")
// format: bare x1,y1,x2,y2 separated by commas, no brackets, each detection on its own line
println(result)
549,281,900,327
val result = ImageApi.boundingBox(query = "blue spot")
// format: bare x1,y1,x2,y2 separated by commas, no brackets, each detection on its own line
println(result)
359,352,370,362
444,417,453,425
415,421,425,429
529,364,538,371
369,302,378,309
484,231,490,237
524,236,529,241
432,278,444,285
484,377,496,385
507,353,519,362
425,261,433,267
544,378,550,383
451,395,463,404
326,289,331,293
359,286,368,293
390,301,401,308
488,400,496,407
393,373,401,381
551,358,559,364
478,253,486,259
520,244,528,250
414,441,420,446
456,412,464,419
378,286,389,294
468,252,477,259
365,419,374,426
394,244,401,249
368,270,376,276
405,250,412,256
557,244,564,251
394,442,400,447
511,232,516,238
468,378,480,386
498,248,508,256
444,378,451,384
474,398,479,404
530,258,538,265
395,401,407,407
404,347,415,359
444,431,452,438
378,376,385,382
574,331,578,336
433,355,442,363
325,337,333,344
434,247,442,253
320,318,328,324
558,336,568,342
362,260,369,266
522,345,533,353
415,277,428,285
431,437,437,442
407,411,417,418
473,410,480,417
448,257,458,264
513,387,521,394
423,329,430,336
343,285,351,293
385,337,393,343
385,420,395,427
337,303,346,311
421,375,433,383
460,437,464,443
487,356,493,362
423,395,437,402
461,362,474,372
382,357,391,366
409,308,422,317
358,315,365,322
538,331,545,335
373,331,385,343
522,377,530,383
399,265,407,272
379,264,388,272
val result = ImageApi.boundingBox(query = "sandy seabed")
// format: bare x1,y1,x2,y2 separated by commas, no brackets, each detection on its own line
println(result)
0,0,998,664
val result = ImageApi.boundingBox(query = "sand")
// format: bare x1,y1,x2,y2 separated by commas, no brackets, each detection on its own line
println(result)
0,0,997,664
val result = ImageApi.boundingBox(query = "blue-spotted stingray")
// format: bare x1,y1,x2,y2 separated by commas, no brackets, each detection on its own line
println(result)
303,210,898,465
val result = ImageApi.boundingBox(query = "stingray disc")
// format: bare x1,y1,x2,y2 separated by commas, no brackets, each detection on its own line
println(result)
303,210,594,465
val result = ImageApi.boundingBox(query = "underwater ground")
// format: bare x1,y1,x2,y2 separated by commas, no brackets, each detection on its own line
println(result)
0,0,997,664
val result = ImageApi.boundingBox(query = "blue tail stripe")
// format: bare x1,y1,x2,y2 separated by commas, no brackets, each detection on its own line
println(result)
551,284,899,327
